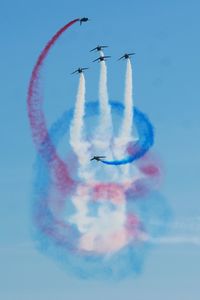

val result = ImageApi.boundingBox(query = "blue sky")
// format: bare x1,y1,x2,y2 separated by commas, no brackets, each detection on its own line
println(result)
1,0,200,299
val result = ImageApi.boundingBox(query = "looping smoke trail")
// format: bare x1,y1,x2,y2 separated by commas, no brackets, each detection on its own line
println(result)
101,106,154,165
33,102,171,279
27,19,79,193
27,18,171,280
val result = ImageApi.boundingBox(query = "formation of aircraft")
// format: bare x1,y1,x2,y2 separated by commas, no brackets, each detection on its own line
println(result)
72,18,135,66
71,19,136,165
71,67,89,75
118,53,135,60
93,55,111,63
90,45,108,52
90,156,106,162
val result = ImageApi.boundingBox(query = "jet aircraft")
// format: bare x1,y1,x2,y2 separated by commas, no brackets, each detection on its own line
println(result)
90,45,108,52
118,53,135,60
71,67,88,75
90,156,106,161
79,17,89,25
93,56,111,62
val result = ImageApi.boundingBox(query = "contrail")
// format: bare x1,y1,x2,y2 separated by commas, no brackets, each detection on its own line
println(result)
70,73,92,180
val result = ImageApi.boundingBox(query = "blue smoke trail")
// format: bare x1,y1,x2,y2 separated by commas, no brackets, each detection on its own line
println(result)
101,103,154,165
43,101,154,166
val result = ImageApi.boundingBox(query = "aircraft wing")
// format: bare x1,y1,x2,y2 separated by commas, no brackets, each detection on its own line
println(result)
93,58,100,62
90,47,97,52
118,55,124,60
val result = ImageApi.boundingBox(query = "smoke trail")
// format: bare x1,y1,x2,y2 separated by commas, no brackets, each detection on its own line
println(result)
98,51,112,134
113,59,134,178
119,58,134,141
94,51,113,147
91,52,118,180
27,18,79,193
70,73,93,180
28,18,164,280
70,73,87,159
98,60,153,166
32,101,170,279
101,106,154,165
69,184,129,254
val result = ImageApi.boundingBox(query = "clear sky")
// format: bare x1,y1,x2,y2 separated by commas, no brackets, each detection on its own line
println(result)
1,0,200,299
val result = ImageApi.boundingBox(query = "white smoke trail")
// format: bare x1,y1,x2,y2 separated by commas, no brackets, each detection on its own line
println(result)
70,73,85,144
93,51,113,148
119,58,133,141
69,185,129,254
69,73,92,180
91,51,119,181
113,59,137,180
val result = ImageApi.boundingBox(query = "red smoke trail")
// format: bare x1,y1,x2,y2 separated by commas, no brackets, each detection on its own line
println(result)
27,19,79,194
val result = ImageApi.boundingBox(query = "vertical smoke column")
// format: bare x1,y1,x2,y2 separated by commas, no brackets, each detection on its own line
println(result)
70,73,86,149
120,59,133,140
94,51,113,147
92,51,118,181
114,59,136,179
70,73,92,180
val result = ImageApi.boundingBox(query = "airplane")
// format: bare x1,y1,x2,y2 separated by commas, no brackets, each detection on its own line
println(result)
71,67,89,75
90,156,106,161
79,17,90,25
90,45,108,52
118,53,135,60
93,56,111,62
